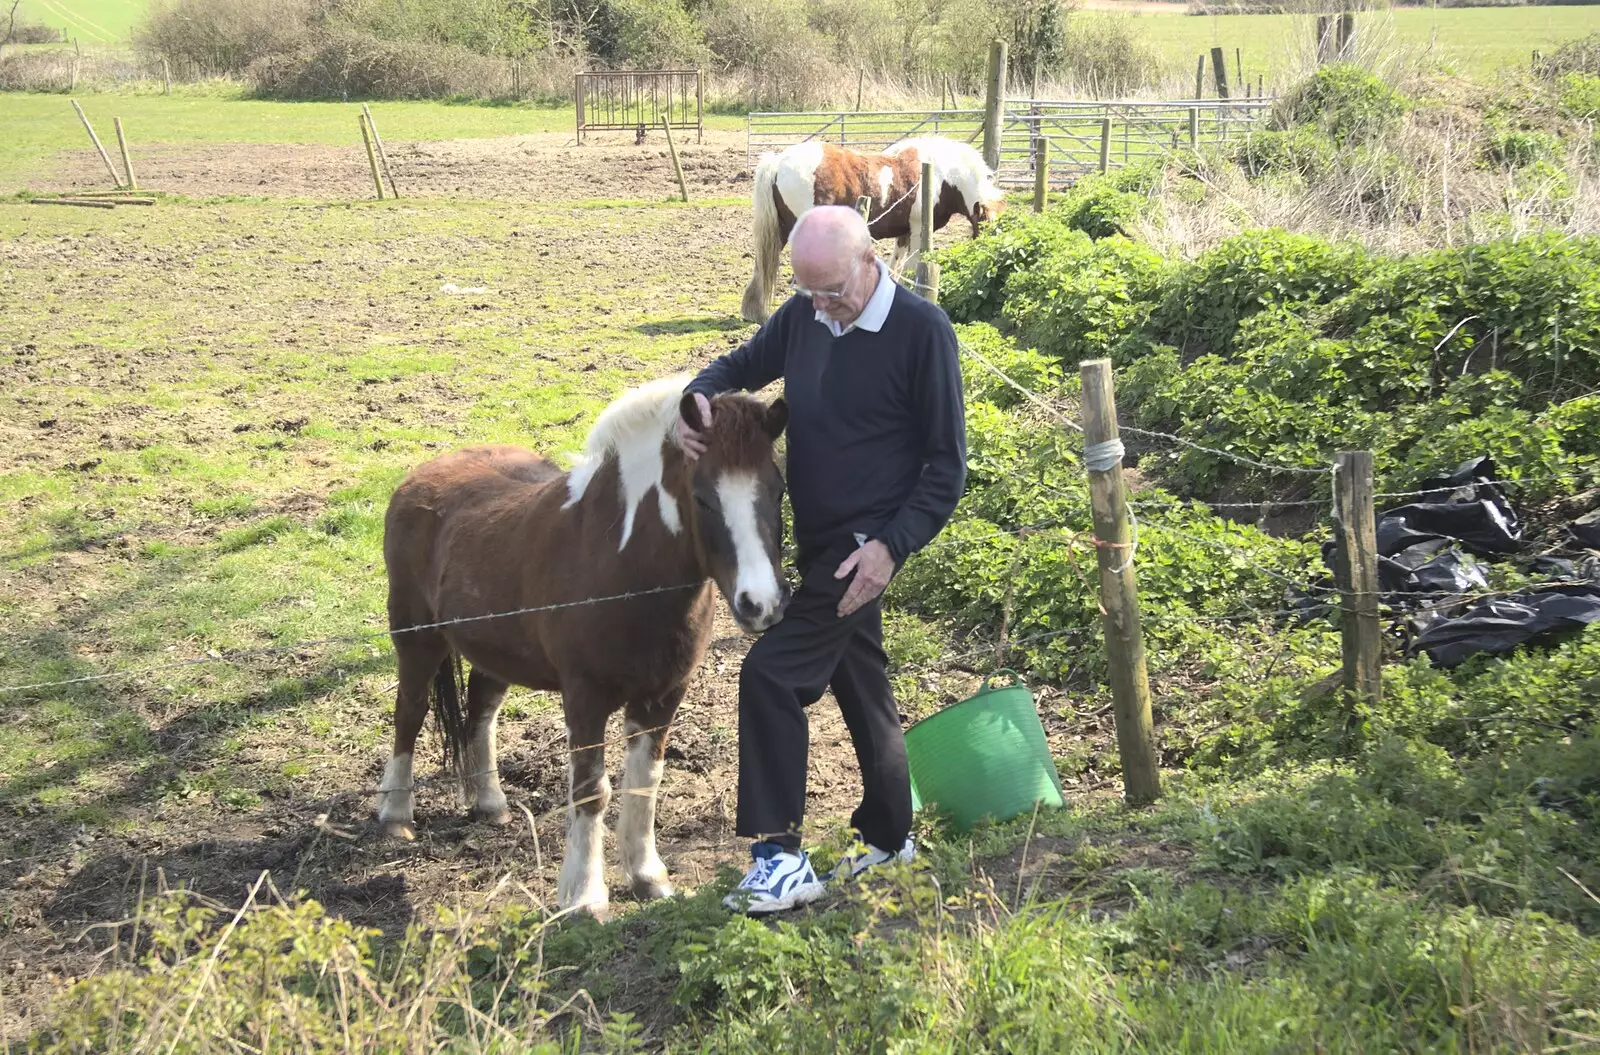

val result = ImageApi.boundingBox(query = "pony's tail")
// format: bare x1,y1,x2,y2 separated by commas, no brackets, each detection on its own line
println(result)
430,653,467,786
741,151,782,324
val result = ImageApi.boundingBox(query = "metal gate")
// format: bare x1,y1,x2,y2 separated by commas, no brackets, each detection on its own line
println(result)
746,97,1274,187
575,69,703,144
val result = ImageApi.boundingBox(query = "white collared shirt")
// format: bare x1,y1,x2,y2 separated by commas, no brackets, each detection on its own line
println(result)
814,259,896,338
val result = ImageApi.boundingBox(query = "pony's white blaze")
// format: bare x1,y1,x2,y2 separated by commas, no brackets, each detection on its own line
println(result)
876,165,894,204
773,140,825,222
564,375,688,550
716,471,781,615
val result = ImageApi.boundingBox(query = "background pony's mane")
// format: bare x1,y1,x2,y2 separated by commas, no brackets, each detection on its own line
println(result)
888,136,1006,206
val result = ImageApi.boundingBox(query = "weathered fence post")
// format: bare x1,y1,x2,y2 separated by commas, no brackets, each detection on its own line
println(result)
1338,12,1357,60
1316,16,1333,65
70,100,123,187
1194,55,1205,99
1080,360,1161,806
1210,46,1230,100
1334,451,1382,705
113,117,136,191
982,40,1007,171
1098,117,1112,174
362,104,399,198
1188,107,1199,149
662,116,689,202
856,68,864,111
914,160,939,302
358,113,385,200
162,56,171,94
1033,138,1049,213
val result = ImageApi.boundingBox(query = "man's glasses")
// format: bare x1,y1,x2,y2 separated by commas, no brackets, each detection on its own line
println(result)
790,258,859,301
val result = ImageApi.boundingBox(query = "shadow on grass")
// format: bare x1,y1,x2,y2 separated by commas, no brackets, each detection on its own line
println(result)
632,316,748,338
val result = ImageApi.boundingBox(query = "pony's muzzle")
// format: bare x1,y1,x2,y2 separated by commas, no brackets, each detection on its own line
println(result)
733,580,791,633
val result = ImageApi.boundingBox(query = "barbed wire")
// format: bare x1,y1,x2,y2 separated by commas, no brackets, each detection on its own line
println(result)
0,583,704,696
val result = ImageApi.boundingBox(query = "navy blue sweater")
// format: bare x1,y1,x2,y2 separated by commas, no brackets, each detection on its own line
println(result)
686,285,967,565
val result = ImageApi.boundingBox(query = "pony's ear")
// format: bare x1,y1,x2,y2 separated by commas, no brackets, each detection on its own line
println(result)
680,391,708,432
764,398,789,440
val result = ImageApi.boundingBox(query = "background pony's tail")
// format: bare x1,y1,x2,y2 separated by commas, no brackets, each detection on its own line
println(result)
741,151,783,324
430,653,467,787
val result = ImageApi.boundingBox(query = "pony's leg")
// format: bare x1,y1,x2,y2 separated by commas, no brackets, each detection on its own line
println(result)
890,235,911,277
377,632,449,840
464,668,511,825
618,687,683,900
556,688,611,916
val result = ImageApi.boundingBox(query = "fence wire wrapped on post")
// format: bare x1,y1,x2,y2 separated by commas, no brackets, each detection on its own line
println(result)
1080,359,1161,805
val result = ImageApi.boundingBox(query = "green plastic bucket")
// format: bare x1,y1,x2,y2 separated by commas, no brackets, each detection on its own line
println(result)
905,670,1066,832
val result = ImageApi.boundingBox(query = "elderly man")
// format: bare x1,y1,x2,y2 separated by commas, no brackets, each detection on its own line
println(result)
678,205,967,914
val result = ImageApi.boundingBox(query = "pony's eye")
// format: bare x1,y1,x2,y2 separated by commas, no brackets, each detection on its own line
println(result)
694,494,714,510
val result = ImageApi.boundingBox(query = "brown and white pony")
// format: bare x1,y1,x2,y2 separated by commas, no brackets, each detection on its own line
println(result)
378,376,789,916
740,135,1008,323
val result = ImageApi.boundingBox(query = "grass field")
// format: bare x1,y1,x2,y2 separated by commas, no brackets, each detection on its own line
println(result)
1126,6,1600,88
16,0,143,43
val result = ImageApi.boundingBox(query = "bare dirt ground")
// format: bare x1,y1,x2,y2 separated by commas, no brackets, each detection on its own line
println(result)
27,128,756,202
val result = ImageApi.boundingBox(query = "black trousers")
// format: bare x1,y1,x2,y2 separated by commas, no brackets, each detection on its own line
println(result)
735,539,911,853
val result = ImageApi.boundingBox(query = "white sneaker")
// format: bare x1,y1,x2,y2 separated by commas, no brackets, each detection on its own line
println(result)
722,842,826,915
829,837,915,882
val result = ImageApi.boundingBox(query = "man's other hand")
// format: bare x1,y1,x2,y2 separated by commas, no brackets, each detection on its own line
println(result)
834,540,895,618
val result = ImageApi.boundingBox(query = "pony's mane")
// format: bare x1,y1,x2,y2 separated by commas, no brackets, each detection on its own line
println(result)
564,376,690,546
889,136,1006,206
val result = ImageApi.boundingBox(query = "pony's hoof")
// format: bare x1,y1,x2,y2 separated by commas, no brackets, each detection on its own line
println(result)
567,899,610,922
470,805,513,826
379,820,416,841
631,877,675,901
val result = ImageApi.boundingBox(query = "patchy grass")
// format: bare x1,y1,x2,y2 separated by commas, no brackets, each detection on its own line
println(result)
0,91,746,185
0,193,750,858
15,0,140,43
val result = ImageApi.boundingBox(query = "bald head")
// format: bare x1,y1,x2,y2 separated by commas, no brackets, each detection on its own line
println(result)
790,206,872,270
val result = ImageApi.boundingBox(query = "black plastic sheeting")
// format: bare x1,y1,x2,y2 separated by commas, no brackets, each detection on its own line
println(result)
1293,456,1600,668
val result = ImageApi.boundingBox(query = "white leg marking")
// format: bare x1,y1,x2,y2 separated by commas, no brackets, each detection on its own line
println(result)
464,714,508,821
618,724,671,898
717,472,781,620
376,752,415,836
557,769,610,913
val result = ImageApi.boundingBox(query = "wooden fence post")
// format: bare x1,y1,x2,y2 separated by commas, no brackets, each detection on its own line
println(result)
856,68,864,111
1189,107,1199,149
1194,55,1205,99
113,117,136,191
1098,117,1111,174
359,113,385,200
1080,360,1160,806
1210,46,1230,100
362,104,399,198
982,40,1007,171
1334,451,1382,705
1338,12,1357,60
1033,138,1049,213
662,116,689,202
1316,16,1332,65
162,56,171,94
915,160,939,302
70,100,123,187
